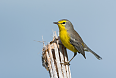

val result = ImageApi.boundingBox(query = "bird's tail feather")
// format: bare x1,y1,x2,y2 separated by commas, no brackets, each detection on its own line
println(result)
84,43,102,60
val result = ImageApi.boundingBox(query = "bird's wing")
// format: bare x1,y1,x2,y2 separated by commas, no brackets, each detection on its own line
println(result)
70,37,86,59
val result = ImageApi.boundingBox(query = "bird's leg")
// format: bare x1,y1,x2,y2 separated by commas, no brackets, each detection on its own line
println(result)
69,52,77,63
61,52,77,65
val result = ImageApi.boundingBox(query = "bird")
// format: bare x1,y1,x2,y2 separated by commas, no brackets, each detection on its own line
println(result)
53,19,102,65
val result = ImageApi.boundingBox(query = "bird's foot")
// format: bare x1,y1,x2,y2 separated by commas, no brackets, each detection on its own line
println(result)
60,61,70,65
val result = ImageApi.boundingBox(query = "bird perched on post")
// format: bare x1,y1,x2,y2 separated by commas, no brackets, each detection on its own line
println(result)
53,19,102,65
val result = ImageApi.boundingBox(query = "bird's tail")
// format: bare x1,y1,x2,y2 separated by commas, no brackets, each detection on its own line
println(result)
84,43,102,60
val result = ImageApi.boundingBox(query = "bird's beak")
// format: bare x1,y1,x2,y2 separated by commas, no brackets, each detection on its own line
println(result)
53,22,59,24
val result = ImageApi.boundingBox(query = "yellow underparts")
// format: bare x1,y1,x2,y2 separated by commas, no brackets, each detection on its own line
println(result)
58,25,78,53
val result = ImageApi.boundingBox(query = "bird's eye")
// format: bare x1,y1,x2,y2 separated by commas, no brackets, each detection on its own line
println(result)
62,22,65,24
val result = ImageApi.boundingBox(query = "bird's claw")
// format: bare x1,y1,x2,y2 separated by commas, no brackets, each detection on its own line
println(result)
60,61,70,65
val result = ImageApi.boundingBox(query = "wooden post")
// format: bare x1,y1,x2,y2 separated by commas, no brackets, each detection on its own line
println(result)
42,32,71,78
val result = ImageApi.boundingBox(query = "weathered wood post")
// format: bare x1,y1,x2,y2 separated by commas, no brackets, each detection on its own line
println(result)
42,32,71,78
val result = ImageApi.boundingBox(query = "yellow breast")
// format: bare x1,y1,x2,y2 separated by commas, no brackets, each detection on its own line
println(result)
59,29,78,52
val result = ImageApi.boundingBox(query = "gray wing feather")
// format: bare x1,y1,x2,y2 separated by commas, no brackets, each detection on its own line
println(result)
70,37,86,59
